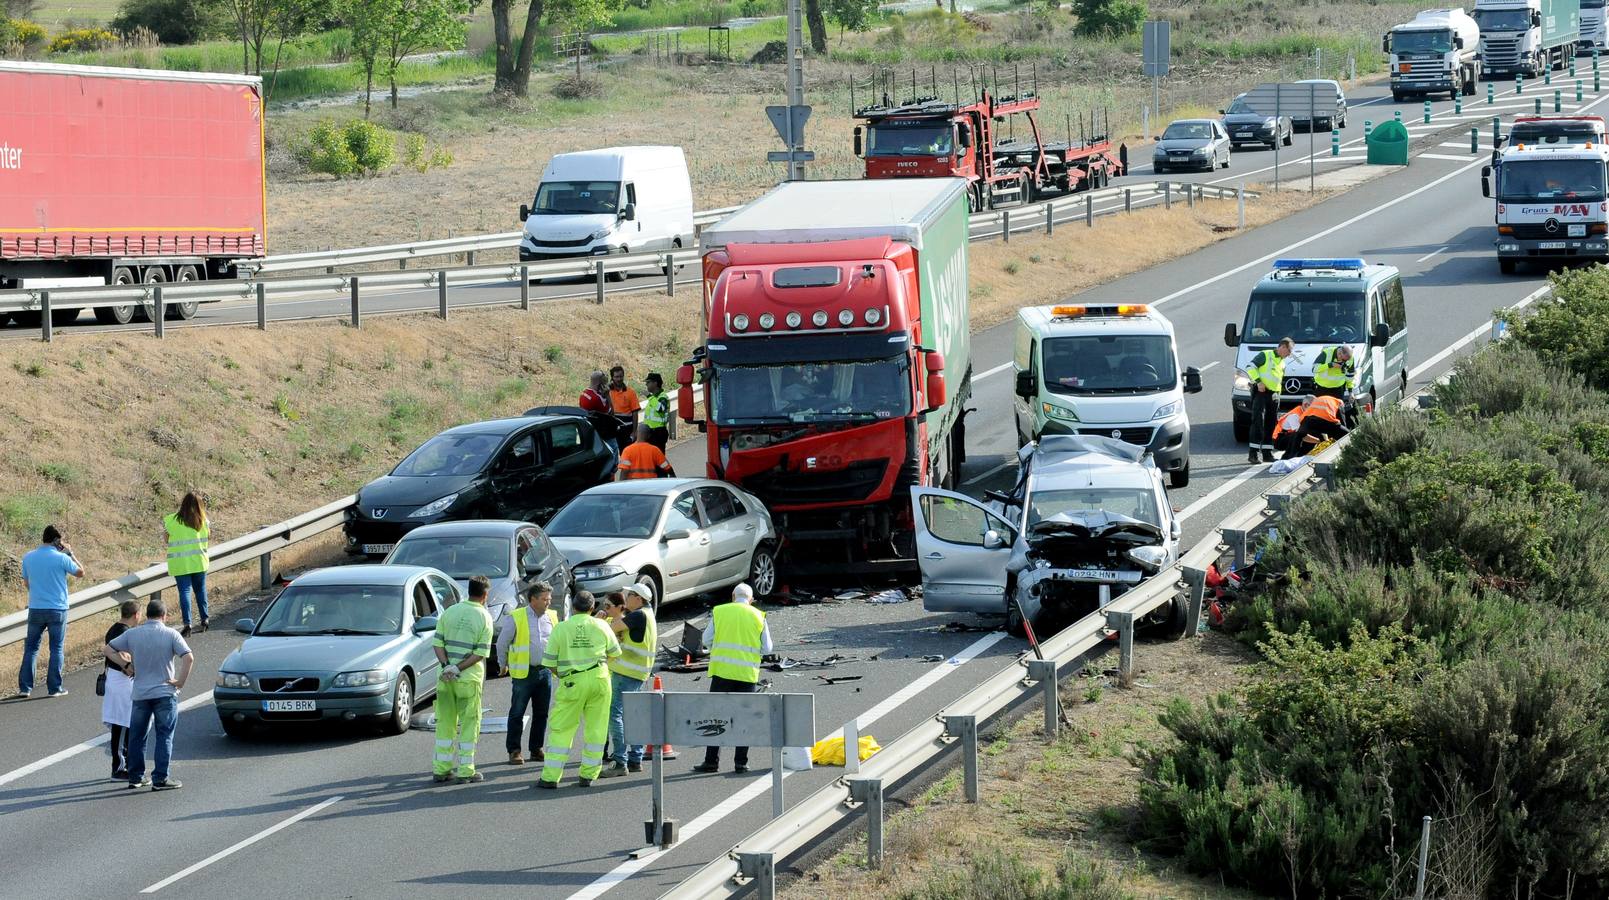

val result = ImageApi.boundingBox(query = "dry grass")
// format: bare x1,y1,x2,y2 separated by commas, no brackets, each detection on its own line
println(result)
785,633,1264,900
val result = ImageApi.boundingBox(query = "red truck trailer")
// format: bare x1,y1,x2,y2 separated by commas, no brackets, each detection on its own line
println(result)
851,69,1124,211
0,61,266,327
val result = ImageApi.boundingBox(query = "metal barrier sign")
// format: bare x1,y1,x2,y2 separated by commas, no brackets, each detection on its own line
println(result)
625,691,814,849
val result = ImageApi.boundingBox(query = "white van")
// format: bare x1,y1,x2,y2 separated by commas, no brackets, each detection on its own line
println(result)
518,146,694,271
1012,304,1202,488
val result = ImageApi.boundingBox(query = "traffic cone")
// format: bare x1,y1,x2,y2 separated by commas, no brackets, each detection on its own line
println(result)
647,674,678,760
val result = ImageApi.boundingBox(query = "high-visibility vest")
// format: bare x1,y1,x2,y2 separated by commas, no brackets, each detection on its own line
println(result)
433,601,494,686
642,392,670,429
1244,349,1286,393
1272,409,1303,441
1312,346,1356,389
618,443,667,479
542,614,618,678
164,513,209,577
709,603,765,684
1304,395,1344,424
608,608,657,682
508,606,559,679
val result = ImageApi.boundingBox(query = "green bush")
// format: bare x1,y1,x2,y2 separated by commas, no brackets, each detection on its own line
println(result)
0,17,47,50
893,846,1134,900
111,0,223,45
1510,266,1609,391
1070,0,1145,38
48,27,118,53
296,119,396,178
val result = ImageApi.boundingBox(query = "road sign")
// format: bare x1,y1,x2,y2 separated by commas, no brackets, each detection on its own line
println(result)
1142,21,1171,77
766,104,812,146
767,150,817,163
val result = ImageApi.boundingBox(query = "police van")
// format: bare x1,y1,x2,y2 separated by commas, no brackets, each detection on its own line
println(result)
1012,304,1202,488
1223,258,1409,443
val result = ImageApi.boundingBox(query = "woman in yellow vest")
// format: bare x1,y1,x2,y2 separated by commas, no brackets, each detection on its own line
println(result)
163,492,210,636
601,584,657,778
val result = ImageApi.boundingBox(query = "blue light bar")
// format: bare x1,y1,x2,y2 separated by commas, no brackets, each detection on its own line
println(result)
1272,258,1366,271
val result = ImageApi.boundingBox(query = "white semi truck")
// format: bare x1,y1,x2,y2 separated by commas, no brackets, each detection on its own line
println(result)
1385,8,1483,101
1583,0,1606,52
1475,0,1582,76
1482,143,1609,273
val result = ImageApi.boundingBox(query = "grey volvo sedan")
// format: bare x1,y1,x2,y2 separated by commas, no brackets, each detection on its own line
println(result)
214,565,460,738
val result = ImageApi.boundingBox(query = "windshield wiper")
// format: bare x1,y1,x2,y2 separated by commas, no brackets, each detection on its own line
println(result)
316,628,390,636
252,630,297,636
722,415,794,425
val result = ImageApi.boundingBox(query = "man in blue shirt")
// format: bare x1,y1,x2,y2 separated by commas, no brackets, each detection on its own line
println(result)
18,525,85,698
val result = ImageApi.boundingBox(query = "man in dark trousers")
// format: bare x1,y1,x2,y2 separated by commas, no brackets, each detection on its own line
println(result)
1245,337,1294,463
692,583,773,774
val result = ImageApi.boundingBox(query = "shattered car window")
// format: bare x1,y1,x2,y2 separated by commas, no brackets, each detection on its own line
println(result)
1026,488,1159,529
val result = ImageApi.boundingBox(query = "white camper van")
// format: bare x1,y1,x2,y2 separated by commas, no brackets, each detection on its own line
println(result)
518,146,694,274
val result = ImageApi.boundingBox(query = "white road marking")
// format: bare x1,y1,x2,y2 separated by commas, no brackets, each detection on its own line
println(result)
0,690,215,788
1198,360,1221,372
976,361,1011,382
1439,141,1480,148
962,460,1016,486
140,795,343,893
561,631,1008,900
1176,463,1265,523
1416,246,1448,263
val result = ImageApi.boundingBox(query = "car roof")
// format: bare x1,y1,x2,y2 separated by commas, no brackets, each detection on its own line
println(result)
571,477,738,499
440,415,572,438
289,564,437,587
1168,118,1217,126
1253,263,1396,294
396,520,534,539
1020,305,1176,338
1023,435,1156,491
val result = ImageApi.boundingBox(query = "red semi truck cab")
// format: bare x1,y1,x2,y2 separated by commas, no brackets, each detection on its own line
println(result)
679,179,972,571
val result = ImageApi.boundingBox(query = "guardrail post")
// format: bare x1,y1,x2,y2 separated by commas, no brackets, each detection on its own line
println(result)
437,270,449,320
1163,182,1172,209
260,551,273,590
663,254,676,297
256,282,267,330
1026,658,1058,741
945,714,979,802
1182,566,1207,638
848,777,884,868
1314,461,1337,491
1123,188,1131,212
519,266,530,310
736,852,775,900
594,260,606,304
466,250,476,267
152,285,165,338
1105,611,1135,684
1224,527,1249,571
399,258,407,270
1002,209,1010,241
1267,493,1292,517
844,717,860,775
1237,185,1246,229
1186,184,1195,209
1045,202,1054,235
350,276,361,329
38,291,51,343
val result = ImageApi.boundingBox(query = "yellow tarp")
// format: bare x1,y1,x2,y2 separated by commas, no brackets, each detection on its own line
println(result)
810,734,881,766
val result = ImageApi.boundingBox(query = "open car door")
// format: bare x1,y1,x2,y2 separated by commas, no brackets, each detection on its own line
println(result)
911,487,1016,613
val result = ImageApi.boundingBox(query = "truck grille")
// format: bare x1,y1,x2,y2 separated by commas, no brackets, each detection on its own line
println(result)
530,236,594,248
1509,223,1578,240
1077,427,1155,446
1396,57,1453,86
259,676,321,693
1584,19,1603,43
743,460,888,506
1483,36,1524,70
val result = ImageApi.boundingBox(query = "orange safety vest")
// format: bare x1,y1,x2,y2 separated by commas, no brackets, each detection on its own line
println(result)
617,442,668,479
1303,395,1344,424
1271,409,1303,441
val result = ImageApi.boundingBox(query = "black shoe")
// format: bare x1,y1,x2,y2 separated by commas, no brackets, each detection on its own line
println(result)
1261,451,1276,463
733,764,751,774
577,778,594,787
535,780,558,790
627,762,642,773
112,770,128,781
432,773,452,783
1247,451,1259,464
455,772,484,784
152,779,182,791
692,762,719,773
198,620,209,634
180,624,192,637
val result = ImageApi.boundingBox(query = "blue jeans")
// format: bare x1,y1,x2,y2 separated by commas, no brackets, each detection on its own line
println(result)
505,669,552,755
18,608,66,695
175,572,208,626
128,694,179,785
608,672,647,765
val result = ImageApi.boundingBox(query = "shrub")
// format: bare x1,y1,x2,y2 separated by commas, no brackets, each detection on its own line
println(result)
893,846,1134,900
341,119,396,175
401,132,454,173
552,74,605,99
47,26,117,53
1510,266,1609,391
295,119,396,178
110,0,223,45
0,17,46,50
1070,0,1145,38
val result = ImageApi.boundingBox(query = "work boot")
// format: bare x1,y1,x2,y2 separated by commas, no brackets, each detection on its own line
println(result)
627,761,642,774
1247,449,1259,464
600,762,628,778
533,749,545,762
535,779,558,790
508,752,525,766
456,772,484,784
577,778,595,787
1261,450,1276,463
432,773,453,783
692,762,719,774
733,764,751,774
180,624,192,637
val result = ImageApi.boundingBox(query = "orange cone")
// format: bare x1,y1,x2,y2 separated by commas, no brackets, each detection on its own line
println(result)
647,674,678,760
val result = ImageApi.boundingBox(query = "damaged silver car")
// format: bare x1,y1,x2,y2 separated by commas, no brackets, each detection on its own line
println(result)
910,436,1182,636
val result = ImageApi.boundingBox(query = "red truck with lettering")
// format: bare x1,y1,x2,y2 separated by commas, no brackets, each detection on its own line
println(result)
0,61,266,327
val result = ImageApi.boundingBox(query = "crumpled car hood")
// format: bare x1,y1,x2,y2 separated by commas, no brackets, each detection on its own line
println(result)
1026,510,1162,544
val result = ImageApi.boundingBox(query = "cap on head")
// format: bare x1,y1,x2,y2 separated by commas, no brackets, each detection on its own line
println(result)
624,583,653,603
731,583,754,603
646,372,663,387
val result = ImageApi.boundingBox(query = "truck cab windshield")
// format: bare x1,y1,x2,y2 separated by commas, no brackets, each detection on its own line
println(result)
712,358,912,424
1392,29,1453,53
1499,159,1608,201
531,180,621,215
866,123,952,157
1473,9,1531,30
1243,294,1368,345
1042,335,1177,395
1587,0,1606,9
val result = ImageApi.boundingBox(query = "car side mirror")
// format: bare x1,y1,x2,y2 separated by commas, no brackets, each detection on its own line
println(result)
235,618,255,635
1014,370,1035,399
925,371,947,412
1371,322,1390,347
1454,36,1464,49
982,529,1006,550
1481,165,1492,198
520,203,530,222
1381,35,1390,53
1223,323,1240,348
1183,365,1203,395
853,126,863,157
413,616,438,634
621,202,636,222
662,529,690,542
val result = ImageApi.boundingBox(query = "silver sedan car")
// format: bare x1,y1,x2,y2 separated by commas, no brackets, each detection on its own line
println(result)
545,478,778,607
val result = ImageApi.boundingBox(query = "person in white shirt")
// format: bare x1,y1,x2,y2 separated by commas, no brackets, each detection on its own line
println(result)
496,583,563,765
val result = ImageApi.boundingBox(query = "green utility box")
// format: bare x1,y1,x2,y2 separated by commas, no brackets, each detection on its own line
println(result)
1366,120,1409,165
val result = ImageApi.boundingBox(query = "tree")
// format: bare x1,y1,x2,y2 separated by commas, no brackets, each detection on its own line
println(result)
223,0,314,100
803,0,826,54
824,0,875,41
1070,0,1145,38
342,0,391,117
381,0,469,108
490,0,545,97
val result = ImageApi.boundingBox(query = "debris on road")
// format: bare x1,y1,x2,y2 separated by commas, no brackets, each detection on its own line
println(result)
810,734,881,766
937,621,1000,634
867,588,911,604
814,674,863,686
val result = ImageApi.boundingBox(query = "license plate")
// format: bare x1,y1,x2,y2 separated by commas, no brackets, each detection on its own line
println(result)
361,543,395,555
263,699,316,712
1237,130,1253,135
1065,568,1144,583
1569,224,1587,237
1539,241,1568,249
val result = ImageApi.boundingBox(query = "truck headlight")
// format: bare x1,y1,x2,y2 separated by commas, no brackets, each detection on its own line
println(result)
1041,401,1080,422
215,672,251,689
1234,370,1251,392
332,669,389,687
409,493,458,518
573,564,627,581
1152,400,1180,420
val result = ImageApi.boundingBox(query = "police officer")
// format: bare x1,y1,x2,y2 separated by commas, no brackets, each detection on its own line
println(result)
1245,337,1294,464
692,583,773,774
1312,344,1356,399
535,592,621,790
641,373,671,451
432,576,495,784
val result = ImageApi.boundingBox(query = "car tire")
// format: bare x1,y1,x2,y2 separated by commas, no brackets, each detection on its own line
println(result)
1005,597,1026,638
220,715,253,740
1170,462,1191,489
382,672,414,736
1167,594,1190,640
1232,410,1251,444
1282,129,1293,147
635,571,662,611
748,544,777,598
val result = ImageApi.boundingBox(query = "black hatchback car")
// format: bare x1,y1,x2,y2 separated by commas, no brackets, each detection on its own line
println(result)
345,413,618,556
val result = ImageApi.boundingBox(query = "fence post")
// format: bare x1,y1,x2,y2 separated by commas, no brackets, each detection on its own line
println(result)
1182,566,1207,637
945,715,979,802
256,282,267,330
849,778,885,869
1414,816,1433,900
437,270,449,320
1002,209,1011,241
350,276,361,328
1045,202,1054,235
1163,182,1171,209
519,266,530,310
153,285,165,339
664,254,676,297
1027,658,1058,741
1105,611,1135,683
594,260,606,304
1085,193,1093,226
38,291,51,343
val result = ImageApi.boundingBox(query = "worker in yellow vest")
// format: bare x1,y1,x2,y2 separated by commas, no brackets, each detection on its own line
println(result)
496,582,560,766
536,592,621,789
162,491,210,636
431,575,495,784
601,584,657,777
692,583,773,774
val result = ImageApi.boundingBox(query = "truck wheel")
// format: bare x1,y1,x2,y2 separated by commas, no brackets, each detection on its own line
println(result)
1392,91,1404,102
1232,410,1251,443
137,266,167,322
170,265,201,320
1170,462,1191,490
95,267,139,325
1499,257,1518,274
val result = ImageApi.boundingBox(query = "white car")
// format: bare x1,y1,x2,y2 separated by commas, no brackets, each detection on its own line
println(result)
545,478,778,607
911,436,1182,636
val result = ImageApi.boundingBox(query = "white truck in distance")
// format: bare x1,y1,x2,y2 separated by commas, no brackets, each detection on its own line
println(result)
1475,0,1582,77
1583,0,1607,52
517,146,694,272
1385,8,1482,101
1482,143,1609,273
